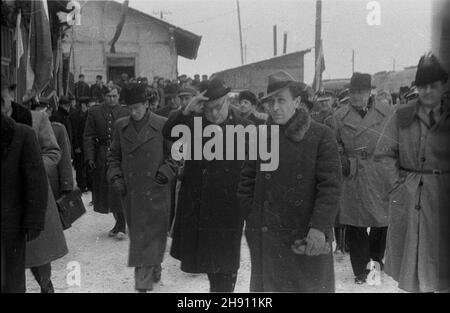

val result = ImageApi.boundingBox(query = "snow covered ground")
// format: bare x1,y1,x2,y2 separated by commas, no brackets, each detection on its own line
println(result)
25,192,402,293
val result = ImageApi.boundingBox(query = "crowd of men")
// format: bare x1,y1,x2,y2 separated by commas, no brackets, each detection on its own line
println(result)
1,52,449,293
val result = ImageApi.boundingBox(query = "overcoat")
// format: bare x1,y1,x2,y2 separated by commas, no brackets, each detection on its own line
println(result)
162,109,250,274
374,98,450,292
107,112,177,267
49,122,74,198
26,111,68,268
1,114,48,292
334,101,393,227
83,104,129,213
237,108,342,292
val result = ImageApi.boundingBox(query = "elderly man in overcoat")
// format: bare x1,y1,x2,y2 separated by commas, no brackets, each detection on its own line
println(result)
334,73,394,284
107,83,177,292
375,53,450,292
84,85,129,238
237,71,342,292
162,77,250,292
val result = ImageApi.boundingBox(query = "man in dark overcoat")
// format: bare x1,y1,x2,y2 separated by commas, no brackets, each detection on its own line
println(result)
84,85,129,238
74,74,91,102
90,75,109,104
1,112,48,293
237,71,342,292
107,83,177,292
70,97,91,191
162,77,250,292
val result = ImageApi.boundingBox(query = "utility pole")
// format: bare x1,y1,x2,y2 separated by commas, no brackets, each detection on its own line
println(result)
283,32,287,54
352,49,355,73
315,0,322,70
273,25,277,56
236,0,244,65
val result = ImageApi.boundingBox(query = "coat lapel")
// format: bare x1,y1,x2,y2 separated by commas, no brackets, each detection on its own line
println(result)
122,112,159,153
355,103,389,137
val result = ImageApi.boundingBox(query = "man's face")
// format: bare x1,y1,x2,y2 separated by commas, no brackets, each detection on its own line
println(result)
418,81,445,108
317,98,332,112
81,102,88,112
105,89,119,107
96,78,102,85
121,74,128,82
239,99,253,114
130,102,148,121
204,95,229,124
179,94,193,109
350,88,371,108
79,76,85,82
1,87,12,114
266,88,299,125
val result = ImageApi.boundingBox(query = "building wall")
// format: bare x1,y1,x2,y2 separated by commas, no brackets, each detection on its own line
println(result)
67,1,177,84
213,51,306,95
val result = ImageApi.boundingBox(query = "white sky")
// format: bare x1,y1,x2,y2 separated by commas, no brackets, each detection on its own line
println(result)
121,0,433,84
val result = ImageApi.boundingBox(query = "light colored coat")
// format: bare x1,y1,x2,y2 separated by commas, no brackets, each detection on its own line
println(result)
374,98,450,292
107,112,177,267
25,111,68,268
334,101,393,227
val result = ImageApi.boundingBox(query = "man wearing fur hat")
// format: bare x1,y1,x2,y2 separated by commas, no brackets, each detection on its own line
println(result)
334,72,394,284
375,53,450,292
162,77,251,292
237,71,342,292
107,83,177,292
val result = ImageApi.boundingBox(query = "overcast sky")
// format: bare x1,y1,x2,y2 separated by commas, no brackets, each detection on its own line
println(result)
123,0,433,83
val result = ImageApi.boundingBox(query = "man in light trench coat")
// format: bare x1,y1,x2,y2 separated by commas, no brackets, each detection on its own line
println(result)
107,83,177,292
334,72,394,284
375,53,450,293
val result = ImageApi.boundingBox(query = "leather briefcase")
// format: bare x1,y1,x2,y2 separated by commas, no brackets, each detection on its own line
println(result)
56,189,86,230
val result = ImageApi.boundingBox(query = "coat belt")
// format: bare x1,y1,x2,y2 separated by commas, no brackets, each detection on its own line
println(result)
400,167,450,176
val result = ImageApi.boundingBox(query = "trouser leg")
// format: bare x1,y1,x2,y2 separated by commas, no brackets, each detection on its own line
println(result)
30,263,54,293
207,272,237,293
113,212,126,233
346,225,370,277
135,266,154,291
1,231,26,293
369,226,388,268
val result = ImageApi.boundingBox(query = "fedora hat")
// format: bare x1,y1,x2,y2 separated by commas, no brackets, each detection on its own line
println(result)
345,72,372,90
261,71,297,101
203,76,231,101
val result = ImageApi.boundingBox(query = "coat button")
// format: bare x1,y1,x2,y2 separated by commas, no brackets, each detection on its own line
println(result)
261,226,268,232
265,173,271,180
263,201,269,209
415,205,421,211
294,200,301,206
296,174,302,180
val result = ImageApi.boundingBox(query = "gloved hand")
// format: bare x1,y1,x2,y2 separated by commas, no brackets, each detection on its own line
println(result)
155,171,168,185
87,160,96,170
111,179,126,196
26,229,41,242
305,228,327,256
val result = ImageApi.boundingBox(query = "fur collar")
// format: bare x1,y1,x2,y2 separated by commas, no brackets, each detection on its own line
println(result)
268,107,311,142
1,113,15,158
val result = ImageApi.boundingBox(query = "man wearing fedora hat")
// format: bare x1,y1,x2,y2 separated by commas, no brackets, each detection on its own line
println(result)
334,72,394,284
84,85,129,239
162,76,251,292
237,71,342,292
375,53,450,292
107,83,177,292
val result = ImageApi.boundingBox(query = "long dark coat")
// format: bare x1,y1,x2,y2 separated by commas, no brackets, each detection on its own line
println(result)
74,81,90,100
49,122,74,198
334,101,393,227
1,114,48,292
83,104,129,214
237,108,342,292
26,111,68,268
69,109,89,188
375,99,450,292
107,112,177,267
50,107,72,145
162,109,250,274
